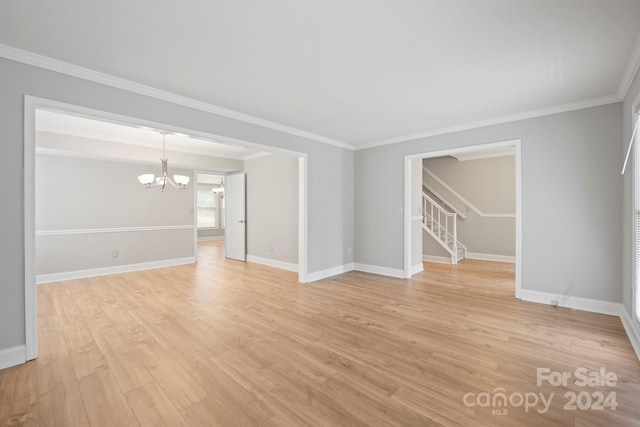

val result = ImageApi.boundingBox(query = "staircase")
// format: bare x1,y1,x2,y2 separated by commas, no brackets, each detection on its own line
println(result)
422,192,466,264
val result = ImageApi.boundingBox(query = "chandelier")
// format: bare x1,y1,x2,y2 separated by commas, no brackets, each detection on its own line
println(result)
137,131,190,190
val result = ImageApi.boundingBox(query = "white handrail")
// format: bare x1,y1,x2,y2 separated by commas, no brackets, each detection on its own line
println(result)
423,192,462,263
423,183,467,219
423,166,515,218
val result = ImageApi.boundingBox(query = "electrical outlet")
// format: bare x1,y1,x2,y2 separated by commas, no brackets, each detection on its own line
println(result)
112,250,118,258
398,206,403,214
268,244,274,252
347,248,353,256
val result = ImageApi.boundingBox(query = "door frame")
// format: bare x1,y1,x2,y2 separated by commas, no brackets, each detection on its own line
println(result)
223,172,247,261
403,139,522,298
24,95,309,361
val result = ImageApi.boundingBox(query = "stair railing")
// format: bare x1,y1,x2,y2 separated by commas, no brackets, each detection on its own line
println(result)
423,192,460,263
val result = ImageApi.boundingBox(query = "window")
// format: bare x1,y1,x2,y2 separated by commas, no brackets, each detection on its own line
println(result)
197,186,217,228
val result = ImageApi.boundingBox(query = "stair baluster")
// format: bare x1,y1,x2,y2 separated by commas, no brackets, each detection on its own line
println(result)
422,192,467,264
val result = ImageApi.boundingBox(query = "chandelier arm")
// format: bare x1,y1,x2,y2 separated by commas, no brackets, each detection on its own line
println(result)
161,158,169,190
138,130,188,190
167,176,180,189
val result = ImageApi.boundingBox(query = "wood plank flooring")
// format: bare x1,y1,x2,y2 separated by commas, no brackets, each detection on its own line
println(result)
1,241,639,426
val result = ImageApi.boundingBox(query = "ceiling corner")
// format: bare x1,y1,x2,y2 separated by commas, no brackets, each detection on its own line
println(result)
617,34,640,101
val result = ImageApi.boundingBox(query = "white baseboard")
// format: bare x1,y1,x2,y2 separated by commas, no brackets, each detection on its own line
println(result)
197,236,224,242
620,307,640,362
410,263,424,275
0,345,26,370
37,256,196,284
353,263,405,279
422,255,451,264
307,263,355,283
519,289,622,316
246,255,298,273
465,252,516,263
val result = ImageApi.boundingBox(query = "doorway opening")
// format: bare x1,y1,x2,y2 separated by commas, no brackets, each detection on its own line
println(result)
24,95,309,361
403,139,522,298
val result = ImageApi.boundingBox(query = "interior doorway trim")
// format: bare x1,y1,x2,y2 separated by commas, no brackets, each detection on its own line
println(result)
403,139,522,298
24,95,309,361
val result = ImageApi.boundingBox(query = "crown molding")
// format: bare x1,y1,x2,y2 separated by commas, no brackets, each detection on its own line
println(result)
0,43,354,151
357,35,640,150
242,151,272,161
356,94,620,150
3,39,639,153
618,34,640,101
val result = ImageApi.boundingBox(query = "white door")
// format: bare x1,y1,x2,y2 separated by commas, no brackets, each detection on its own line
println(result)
224,173,246,261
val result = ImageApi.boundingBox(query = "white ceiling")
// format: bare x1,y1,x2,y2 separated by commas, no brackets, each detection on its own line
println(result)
2,1,640,148
36,110,266,160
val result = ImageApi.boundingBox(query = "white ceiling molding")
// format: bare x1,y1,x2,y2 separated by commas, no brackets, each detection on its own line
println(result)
617,35,640,101
243,152,272,161
451,147,515,162
34,146,238,173
0,43,354,151
3,35,639,152
357,94,620,150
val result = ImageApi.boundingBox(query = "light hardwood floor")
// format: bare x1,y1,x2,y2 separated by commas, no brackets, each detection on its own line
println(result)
1,241,639,426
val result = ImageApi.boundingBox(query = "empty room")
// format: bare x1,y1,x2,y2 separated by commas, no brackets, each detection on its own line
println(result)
1,1,640,426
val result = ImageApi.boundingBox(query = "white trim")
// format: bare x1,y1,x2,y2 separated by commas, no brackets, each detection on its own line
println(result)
465,252,516,263
37,146,239,174
422,219,460,259
359,95,619,149
24,95,310,361
28,96,306,159
514,141,522,299
451,148,515,162
403,159,412,278
24,96,37,361
423,167,516,218
410,263,424,275
519,290,622,316
404,139,522,298
422,255,452,264
307,263,355,283
197,235,224,242
0,345,26,370
36,225,194,236
193,171,199,261
298,155,309,283
246,255,298,273
354,263,405,279
37,256,196,284
0,44,352,150
3,42,637,153
243,152,272,161
422,184,467,219
620,307,640,361
618,35,640,101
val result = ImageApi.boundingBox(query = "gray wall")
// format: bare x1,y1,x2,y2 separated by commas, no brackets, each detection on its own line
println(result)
356,103,622,303
422,155,515,257
0,57,354,352
245,153,299,264
198,228,224,240
36,154,194,275
424,155,515,213
622,67,640,320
